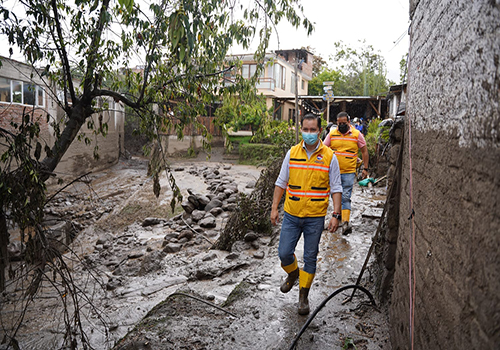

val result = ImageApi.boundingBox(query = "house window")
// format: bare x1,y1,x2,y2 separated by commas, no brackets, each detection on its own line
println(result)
241,64,257,79
301,79,305,90
0,78,10,102
282,66,286,90
274,101,282,120
23,83,36,106
37,86,44,105
0,78,45,106
274,64,286,90
12,81,22,103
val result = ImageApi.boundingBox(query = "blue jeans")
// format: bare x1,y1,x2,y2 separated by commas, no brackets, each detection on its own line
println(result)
341,173,356,211
278,212,325,274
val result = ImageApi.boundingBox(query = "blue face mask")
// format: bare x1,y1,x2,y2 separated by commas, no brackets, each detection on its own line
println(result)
302,132,318,145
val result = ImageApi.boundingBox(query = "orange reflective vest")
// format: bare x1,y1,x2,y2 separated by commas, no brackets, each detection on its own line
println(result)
284,141,334,217
329,126,360,174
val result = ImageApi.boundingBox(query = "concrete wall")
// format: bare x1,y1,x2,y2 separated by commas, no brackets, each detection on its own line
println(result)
161,135,223,156
389,1,500,349
56,105,125,177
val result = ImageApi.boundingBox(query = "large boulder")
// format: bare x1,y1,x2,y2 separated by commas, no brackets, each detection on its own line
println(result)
209,207,223,216
191,210,206,222
199,215,216,228
205,198,223,212
196,195,211,209
181,200,195,214
163,243,182,253
187,195,200,209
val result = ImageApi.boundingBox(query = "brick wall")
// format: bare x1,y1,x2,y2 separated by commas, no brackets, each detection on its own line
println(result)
389,1,500,349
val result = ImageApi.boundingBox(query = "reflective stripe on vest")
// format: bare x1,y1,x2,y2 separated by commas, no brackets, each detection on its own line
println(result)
284,141,333,218
329,126,360,174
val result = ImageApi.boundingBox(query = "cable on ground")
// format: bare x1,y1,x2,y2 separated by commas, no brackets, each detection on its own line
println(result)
288,284,377,350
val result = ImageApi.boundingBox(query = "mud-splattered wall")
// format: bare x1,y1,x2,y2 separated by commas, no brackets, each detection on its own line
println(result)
389,1,500,349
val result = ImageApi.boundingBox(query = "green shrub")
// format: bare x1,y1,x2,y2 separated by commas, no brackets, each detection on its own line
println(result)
254,120,297,155
239,143,279,164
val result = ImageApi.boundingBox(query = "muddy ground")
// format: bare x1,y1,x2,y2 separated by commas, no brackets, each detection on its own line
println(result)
0,148,390,350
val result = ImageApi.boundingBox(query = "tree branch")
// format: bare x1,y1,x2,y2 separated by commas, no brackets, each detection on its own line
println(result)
83,0,111,99
50,0,76,106
162,65,235,89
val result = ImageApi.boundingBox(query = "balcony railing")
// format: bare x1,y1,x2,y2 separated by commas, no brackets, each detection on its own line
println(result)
256,77,275,91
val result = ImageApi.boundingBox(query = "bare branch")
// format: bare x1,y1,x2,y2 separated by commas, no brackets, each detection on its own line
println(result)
50,0,76,106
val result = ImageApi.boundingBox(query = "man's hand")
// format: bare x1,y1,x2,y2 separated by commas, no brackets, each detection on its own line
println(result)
271,208,280,226
327,217,339,232
361,168,369,179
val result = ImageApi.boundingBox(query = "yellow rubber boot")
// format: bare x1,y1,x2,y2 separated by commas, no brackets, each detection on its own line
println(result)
280,255,299,293
341,209,352,235
341,209,351,223
298,270,315,315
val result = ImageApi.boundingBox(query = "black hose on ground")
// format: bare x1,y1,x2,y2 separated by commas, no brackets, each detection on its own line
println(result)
288,284,377,350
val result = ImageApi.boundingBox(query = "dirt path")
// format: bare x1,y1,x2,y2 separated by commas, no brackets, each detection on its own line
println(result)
0,152,390,350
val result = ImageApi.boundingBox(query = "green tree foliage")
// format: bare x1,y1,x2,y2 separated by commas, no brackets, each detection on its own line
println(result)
308,41,393,96
0,0,312,181
308,68,343,96
331,40,392,96
214,94,269,136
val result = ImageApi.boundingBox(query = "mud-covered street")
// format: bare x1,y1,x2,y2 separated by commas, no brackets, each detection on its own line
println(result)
1,151,390,350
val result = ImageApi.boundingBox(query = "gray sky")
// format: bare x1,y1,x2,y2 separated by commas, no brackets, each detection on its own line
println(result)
2,0,410,83
230,0,410,83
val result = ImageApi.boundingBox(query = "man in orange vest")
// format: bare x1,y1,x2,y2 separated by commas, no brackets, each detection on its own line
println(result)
324,112,369,235
271,113,342,315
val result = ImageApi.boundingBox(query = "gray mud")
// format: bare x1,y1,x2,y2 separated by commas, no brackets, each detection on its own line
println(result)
0,152,390,350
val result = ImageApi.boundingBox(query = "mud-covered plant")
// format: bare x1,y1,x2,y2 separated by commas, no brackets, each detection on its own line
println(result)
213,154,284,251
0,111,108,349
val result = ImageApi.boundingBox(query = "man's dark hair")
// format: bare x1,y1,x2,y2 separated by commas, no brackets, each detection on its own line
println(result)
337,111,350,121
301,113,321,129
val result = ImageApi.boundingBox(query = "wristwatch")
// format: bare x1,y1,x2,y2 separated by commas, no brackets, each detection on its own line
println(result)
332,212,341,220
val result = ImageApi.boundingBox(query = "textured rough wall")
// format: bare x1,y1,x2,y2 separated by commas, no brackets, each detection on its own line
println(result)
408,0,500,148
390,1,500,349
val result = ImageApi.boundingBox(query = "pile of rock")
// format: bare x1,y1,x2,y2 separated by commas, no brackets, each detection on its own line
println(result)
158,211,219,254
180,167,243,219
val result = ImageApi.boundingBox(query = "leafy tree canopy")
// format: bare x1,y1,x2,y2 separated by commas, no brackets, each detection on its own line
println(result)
214,93,269,136
308,40,395,96
0,0,313,180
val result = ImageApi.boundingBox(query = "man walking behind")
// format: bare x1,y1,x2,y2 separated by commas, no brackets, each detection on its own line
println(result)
271,114,342,315
323,112,369,235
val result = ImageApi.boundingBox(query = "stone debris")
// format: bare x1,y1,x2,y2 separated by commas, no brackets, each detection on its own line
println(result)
253,251,265,259
141,217,164,227
244,231,258,242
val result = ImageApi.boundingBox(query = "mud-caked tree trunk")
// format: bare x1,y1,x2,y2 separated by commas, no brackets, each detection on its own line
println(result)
40,104,91,182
